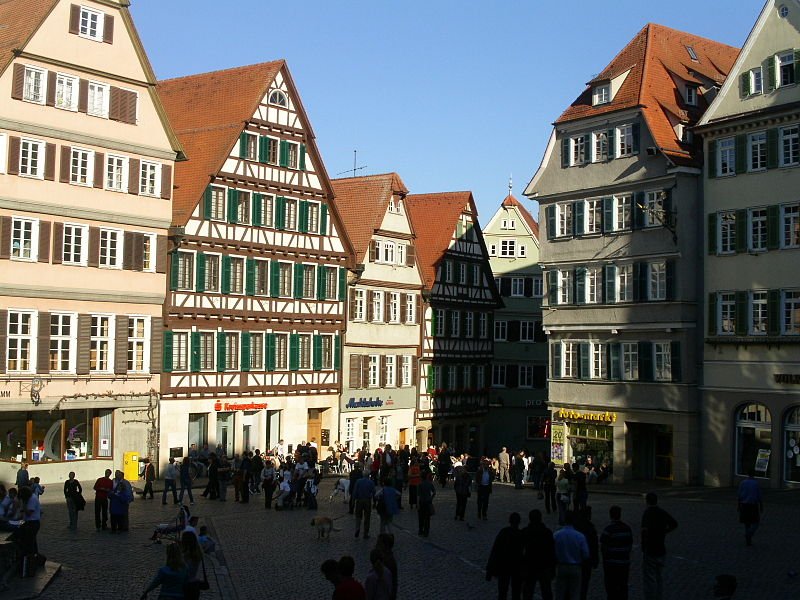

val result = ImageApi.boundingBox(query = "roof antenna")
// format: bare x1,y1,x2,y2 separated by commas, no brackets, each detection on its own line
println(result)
335,149,368,178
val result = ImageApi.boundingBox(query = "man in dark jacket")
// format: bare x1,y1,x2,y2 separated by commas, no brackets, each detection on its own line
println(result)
522,509,555,600
476,459,495,520
574,506,599,600
348,464,362,514
140,458,155,499
486,512,525,600
600,505,633,600
641,493,678,600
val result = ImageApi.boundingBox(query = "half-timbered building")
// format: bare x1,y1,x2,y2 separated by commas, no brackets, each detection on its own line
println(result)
405,192,501,453
331,173,422,453
157,62,354,464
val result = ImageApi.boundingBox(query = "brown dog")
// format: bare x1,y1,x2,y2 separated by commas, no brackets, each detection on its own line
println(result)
311,516,340,540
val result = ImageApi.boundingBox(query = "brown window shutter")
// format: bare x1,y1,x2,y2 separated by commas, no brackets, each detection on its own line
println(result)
8,137,20,175
396,355,402,387
11,64,24,100
380,355,387,388
37,312,50,374
132,233,144,271
114,315,128,374
367,291,374,322
400,296,407,323
59,145,71,183
103,14,114,44
44,143,56,181
385,293,391,323
122,90,137,124
78,79,88,113
416,295,422,326
160,165,172,200
122,231,135,270
69,4,80,34
76,314,91,375
155,235,167,273
46,71,56,106
406,244,415,267
349,354,361,388
412,357,419,388
0,310,6,374
348,288,356,320
87,227,100,267
108,87,122,121
93,152,104,188
52,222,63,264
369,240,376,261
150,317,163,374
38,221,51,263
128,159,140,194
362,355,370,387
0,216,11,260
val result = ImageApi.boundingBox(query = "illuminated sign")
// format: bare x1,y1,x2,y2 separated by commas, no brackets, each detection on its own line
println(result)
214,402,268,411
556,408,617,423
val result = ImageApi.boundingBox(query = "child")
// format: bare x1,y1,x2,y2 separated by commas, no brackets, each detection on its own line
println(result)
31,477,45,499
197,525,216,554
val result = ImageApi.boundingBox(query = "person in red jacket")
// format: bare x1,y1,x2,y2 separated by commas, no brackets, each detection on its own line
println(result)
93,468,113,531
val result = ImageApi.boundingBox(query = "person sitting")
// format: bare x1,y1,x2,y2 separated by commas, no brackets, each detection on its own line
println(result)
274,479,293,510
150,504,192,543
197,525,217,554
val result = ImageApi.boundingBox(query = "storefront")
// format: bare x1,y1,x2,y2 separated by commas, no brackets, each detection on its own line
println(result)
339,392,416,454
550,408,616,471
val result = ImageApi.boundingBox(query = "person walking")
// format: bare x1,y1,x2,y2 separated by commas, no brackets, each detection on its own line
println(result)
513,452,526,489
261,459,277,509
109,470,133,533
453,466,472,521
139,542,188,600
93,468,113,531
486,512,525,600
179,456,195,505
556,470,572,526
375,533,398,600
476,458,495,520
407,459,421,510
375,478,399,534
16,462,30,488
436,443,451,488
140,458,156,499
217,455,231,501
572,465,588,513
553,512,589,600
63,471,83,531
349,463,363,514
353,471,376,539
641,492,678,600
543,461,557,515
737,469,763,546
162,457,179,505
574,507,599,600
600,505,633,600
417,472,436,537
522,509,555,600
498,447,510,483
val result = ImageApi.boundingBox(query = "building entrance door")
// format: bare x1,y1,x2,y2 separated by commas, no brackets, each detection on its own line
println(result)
307,409,322,446
630,423,673,480
399,428,408,448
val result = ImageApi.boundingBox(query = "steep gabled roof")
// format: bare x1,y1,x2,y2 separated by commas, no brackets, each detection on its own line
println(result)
0,0,58,76
557,23,739,167
501,194,539,239
405,191,475,289
158,62,284,225
331,173,409,263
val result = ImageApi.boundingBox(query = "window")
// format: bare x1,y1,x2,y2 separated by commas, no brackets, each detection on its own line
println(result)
307,203,320,233
719,211,736,254
198,254,217,292
593,130,609,161
7,311,35,372
518,365,533,388
462,365,472,389
562,342,578,378
87,81,109,118
558,270,572,305
736,403,772,477
615,195,632,230
685,85,698,106
785,290,800,334
532,276,543,297
79,6,105,40
253,259,269,295
586,268,602,304
235,191,250,224
644,191,664,227
571,135,587,165
166,331,187,371
591,343,606,379
262,195,275,227
229,257,244,294
648,261,666,301
405,294,416,324
176,252,194,290
618,264,633,302
268,90,287,107
396,243,406,266
389,292,400,323
520,321,535,342
286,142,299,169
686,45,698,61
778,51,796,87
719,292,736,334
371,291,384,322
384,355,396,387
783,204,800,248
586,199,602,233
382,241,395,264
494,320,507,341
209,187,225,221
368,355,380,387
70,147,93,186
278,262,292,296
511,277,524,297
353,289,365,321
450,311,460,338
20,138,45,178
499,239,516,257
11,217,37,261
750,208,767,251
127,317,148,372
274,333,288,370
749,132,767,171
464,312,474,338
90,315,112,372
99,229,122,268
444,261,453,282
479,313,488,339
557,203,573,237
243,133,257,161
249,333,264,370
653,342,672,381
139,161,160,196
518,245,527,257
62,224,87,265
142,234,155,272
617,124,634,157
489,244,496,256
622,342,638,380
296,334,311,370
458,263,467,285
749,67,763,95
501,219,515,230
492,364,506,387
781,125,799,167
55,73,78,110
106,155,128,191
751,291,768,335
302,264,315,298
401,356,412,387
388,197,400,213
285,199,297,230
23,66,46,103
592,83,610,105
198,332,215,371
472,265,481,287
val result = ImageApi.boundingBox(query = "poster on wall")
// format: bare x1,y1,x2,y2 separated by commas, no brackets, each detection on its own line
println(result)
550,421,566,464
755,449,771,473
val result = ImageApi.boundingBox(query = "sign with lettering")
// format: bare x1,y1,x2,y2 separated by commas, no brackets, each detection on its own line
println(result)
556,408,618,423
774,374,800,384
346,397,384,409
214,401,268,412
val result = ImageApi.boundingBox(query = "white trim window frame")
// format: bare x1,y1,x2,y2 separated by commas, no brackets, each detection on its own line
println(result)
320,334,334,370
297,333,312,370
520,321,535,342
644,191,663,227
401,355,412,386
396,243,406,266
278,261,293,297
405,293,415,324
286,140,300,170
229,256,246,295
7,309,36,373
458,262,467,285
751,291,768,336
777,51,796,88
558,270,572,305
353,289,366,321
784,290,800,335
11,216,38,261
592,130,609,162
274,333,288,371
685,85,698,106
648,261,667,301
389,292,401,323
139,161,161,197
562,342,577,379
105,154,128,192
445,260,453,282
253,257,269,296
48,312,76,373
586,268,602,304
385,355,396,387
62,223,88,266
224,331,240,371
78,5,105,41
511,277,524,297
556,203,573,237
617,124,634,157
141,234,156,272
70,147,94,186
307,201,320,233
591,342,606,379
749,67,763,95
198,331,216,372
621,342,638,380
0,133,5,175
718,211,736,254
22,65,46,104
55,72,79,111
285,198,298,230
518,244,527,258
176,250,195,291
533,276,543,297
748,131,767,172
592,83,610,106
782,203,800,248
19,138,45,179
499,239,516,257
749,208,768,252
519,365,533,388
172,331,189,372
492,364,506,388
368,354,380,388
90,314,114,373
571,135,587,166
127,315,150,373
479,313,488,339
719,292,736,335
372,290,384,322
618,263,633,302
465,312,474,338
614,194,632,231
99,228,123,269
204,253,221,292
472,264,480,286
382,241,395,264
451,310,460,338
586,198,602,233
235,189,251,225
494,319,507,342
209,186,226,221
653,342,672,381
780,125,799,167
87,80,110,118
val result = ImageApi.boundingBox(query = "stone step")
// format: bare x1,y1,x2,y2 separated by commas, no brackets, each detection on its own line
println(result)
0,561,61,600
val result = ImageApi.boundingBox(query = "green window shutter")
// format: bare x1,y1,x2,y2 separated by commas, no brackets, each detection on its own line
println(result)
293,262,304,299
266,333,276,371
607,128,616,160
312,335,322,371
665,260,676,301
196,252,206,293
289,333,299,371
578,343,590,380
216,332,226,372
573,201,585,235
633,192,645,229
546,205,556,240
338,267,346,301
766,56,776,92
740,72,750,97
320,204,329,236
298,200,309,233
275,196,286,230
163,331,173,373
708,213,718,255
299,144,306,170
602,197,614,233
735,209,748,253
334,335,341,370
427,365,435,393
632,122,641,154
708,293,718,335
561,137,570,168
169,251,179,291
735,291,748,336
574,267,586,304
551,343,562,379
190,331,201,372
241,331,251,372
632,262,646,302
279,140,289,167
670,341,681,383
456,221,464,239
227,189,238,224
239,132,248,159
767,289,781,335
638,341,653,381
258,136,268,164
203,186,213,219
766,128,779,169
270,260,280,298
604,265,617,304
252,193,263,226
317,266,326,300
221,255,232,294
547,270,558,305
608,343,621,381
245,257,256,296
708,141,717,178
735,134,747,174
766,205,780,250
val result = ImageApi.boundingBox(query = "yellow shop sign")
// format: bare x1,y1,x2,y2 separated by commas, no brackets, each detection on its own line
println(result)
556,408,618,423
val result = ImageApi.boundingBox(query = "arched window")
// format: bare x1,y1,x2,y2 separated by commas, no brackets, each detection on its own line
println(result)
735,403,772,477
268,90,287,107
784,406,800,482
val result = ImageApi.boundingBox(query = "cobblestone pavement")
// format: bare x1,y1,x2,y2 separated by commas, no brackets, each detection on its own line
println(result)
31,480,800,599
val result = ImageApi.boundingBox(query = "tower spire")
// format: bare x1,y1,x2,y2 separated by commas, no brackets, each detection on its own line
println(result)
508,174,513,197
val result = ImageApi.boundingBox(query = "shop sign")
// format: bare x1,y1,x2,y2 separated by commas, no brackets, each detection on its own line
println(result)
526,399,543,407
214,401,268,411
774,373,800,384
556,408,618,423
346,397,385,409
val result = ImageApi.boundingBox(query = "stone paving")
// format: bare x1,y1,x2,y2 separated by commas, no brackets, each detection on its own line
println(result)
27,479,800,599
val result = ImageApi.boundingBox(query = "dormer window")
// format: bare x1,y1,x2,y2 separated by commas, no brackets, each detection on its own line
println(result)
388,197,401,214
686,85,698,106
268,90,288,107
686,46,698,62
592,83,611,106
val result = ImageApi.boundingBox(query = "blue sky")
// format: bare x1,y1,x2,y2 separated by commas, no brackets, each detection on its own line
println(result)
131,0,761,223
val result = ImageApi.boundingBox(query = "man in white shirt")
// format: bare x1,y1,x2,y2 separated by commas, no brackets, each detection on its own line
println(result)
162,457,179,505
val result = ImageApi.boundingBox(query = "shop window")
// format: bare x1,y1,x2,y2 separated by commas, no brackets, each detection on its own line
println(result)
216,412,234,459
735,403,772,477
526,417,550,439
784,406,800,483
65,409,94,460
0,413,27,461
188,413,208,450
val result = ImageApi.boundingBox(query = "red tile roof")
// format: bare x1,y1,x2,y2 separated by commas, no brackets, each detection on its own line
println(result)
0,0,58,75
501,194,539,239
405,191,475,290
556,23,739,167
331,173,409,262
